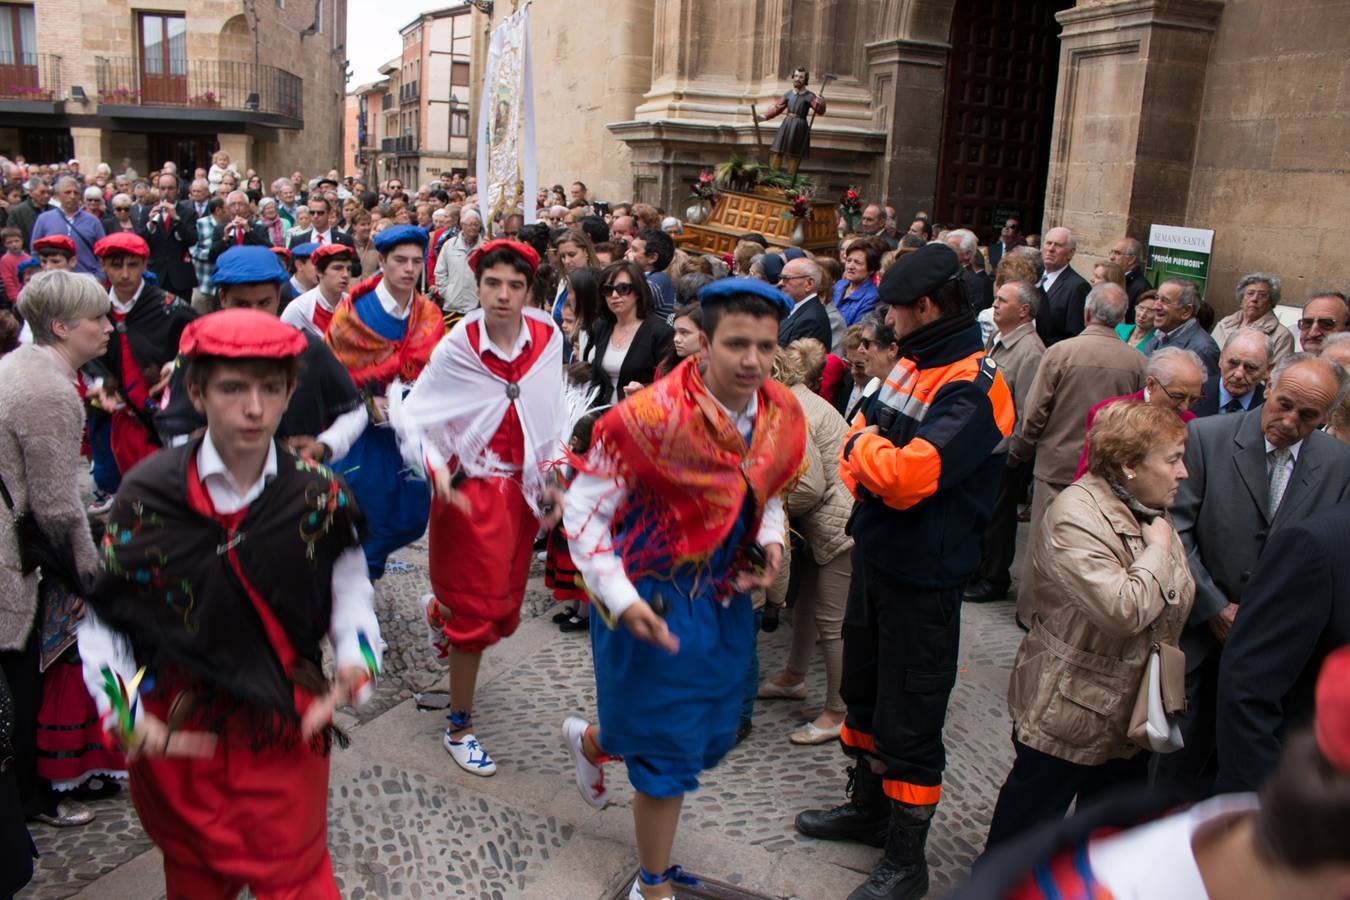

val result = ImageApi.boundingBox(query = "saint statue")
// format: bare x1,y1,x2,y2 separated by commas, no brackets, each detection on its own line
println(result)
763,66,827,176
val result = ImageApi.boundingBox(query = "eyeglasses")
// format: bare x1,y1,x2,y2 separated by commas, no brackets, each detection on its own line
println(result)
1298,317,1341,332
601,282,635,297
1157,382,1204,407
778,274,812,283
113,205,131,211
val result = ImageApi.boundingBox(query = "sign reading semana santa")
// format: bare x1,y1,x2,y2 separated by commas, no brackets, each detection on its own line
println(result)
1146,224,1216,296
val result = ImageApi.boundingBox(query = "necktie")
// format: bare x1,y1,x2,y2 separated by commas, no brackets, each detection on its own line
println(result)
1038,273,1048,290
1223,396,1243,413
1268,447,1292,515
316,232,325,245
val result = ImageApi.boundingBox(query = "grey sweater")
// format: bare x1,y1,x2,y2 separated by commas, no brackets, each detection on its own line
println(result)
0,344,101,651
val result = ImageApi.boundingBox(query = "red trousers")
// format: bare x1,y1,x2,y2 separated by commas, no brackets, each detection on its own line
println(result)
164,850,339,900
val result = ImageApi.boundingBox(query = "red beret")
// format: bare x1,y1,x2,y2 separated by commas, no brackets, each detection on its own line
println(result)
311,243,355,267
179,309,308,360
467,239,539,275
1317,646,1350,773
33,235,76,256
94,232,150,259
270,246,293,261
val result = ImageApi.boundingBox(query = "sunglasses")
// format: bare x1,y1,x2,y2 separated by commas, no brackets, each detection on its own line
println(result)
601,282,635,297
1299,317,1340,332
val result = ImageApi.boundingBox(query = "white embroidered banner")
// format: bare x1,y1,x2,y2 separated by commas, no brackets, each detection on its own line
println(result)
476,6,537,231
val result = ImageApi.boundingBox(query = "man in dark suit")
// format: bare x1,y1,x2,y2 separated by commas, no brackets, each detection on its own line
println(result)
1034,226,1091,347
986,216,1021,270
1109,237,1149,319
946,228,993,312
138,171,198,298
287,195,360,277
1214,499,1350,792
1160,354,1350,793
778,257,833,348
1192,327,1271,418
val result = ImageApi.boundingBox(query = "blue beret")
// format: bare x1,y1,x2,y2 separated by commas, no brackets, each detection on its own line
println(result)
16,258,40,281
212,246,289,286
698,276,793,319
290,242,319,260
374,225,429,254
761,253,785,285
782,247,807,261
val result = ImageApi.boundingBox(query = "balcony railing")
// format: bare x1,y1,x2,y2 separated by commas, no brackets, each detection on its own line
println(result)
94,57,303,125
381,135,417,153
381,93,393,111
399,80,419,104
0,52,63,102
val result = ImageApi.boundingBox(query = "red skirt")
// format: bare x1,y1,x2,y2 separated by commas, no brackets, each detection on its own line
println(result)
35,660,127,789
130,685,332,889
544,525,587,604
427,476,538,653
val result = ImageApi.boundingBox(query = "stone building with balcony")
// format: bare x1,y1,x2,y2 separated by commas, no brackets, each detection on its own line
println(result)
0,0,348,178
473,0,1350,312
345,5,473,193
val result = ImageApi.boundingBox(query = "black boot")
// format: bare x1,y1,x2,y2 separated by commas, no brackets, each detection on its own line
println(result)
794,764,889,847
846,801,932,900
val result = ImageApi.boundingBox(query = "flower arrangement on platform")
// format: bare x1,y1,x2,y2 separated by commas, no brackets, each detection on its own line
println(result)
839,186,863,232
687,168,718,203
780,187,813,220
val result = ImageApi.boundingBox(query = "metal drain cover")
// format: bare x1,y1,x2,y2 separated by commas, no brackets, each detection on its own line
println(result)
609,869,777,900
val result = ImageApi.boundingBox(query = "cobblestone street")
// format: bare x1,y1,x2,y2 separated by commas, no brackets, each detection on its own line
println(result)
21,536,1024,899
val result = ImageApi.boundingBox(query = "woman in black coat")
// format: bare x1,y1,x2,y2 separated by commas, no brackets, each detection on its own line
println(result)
588,260,674,407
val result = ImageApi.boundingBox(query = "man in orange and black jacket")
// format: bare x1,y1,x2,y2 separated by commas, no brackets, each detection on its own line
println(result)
796,243,1016,900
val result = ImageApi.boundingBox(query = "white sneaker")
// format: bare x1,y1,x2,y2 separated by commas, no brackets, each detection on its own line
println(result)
562,716,608,809
443,730,497,776
627,878,677,900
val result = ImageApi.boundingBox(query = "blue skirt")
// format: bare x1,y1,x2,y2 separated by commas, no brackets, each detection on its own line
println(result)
591,507,755,798
333,425,430,579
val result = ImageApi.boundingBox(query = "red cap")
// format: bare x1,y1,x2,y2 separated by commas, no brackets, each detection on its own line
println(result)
33,235,76,256
94,232,150,259
1316,646,1350,773
311,243,355,267
178,309,308,360
467,239,539,275
270,246,293,261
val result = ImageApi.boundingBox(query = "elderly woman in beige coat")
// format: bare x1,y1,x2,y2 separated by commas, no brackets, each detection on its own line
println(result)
982,402,1194,852
0,271,111,828
759,339,856,745
1211,272,1295,366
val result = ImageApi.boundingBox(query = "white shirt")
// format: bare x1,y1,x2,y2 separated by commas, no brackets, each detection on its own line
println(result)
280,285,341,337
77,431,384,730
375,276,413,321
601,340,626,399
109,279,145,316
564,392,786,620
1088,793,1260,899
1264,437,1301,474
1041,264,1065,293
481,318,532,363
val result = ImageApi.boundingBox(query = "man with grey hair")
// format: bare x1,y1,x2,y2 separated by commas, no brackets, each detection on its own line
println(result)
1108,237,1149,313
860,203,898,249
1295,290,1350,355
1148,277,1220,376
1320,332,1350,372
435,206,484,315
946,227,993,311
1192,327,1272,417
1161,352,1350,794
1035,226,1090,346
777,255,832,348
30,175,105,278
965,279,1046,604
1008,282,1145,622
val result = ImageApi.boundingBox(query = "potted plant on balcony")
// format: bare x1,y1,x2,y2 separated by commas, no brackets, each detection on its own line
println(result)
189,90,220,108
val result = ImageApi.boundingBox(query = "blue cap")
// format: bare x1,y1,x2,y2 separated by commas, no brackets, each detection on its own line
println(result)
698,276,792,319
16,258,40,281
212,246,289,286
783,247,807,261
761,253,785,285
290,242,319,260
374,224,429,254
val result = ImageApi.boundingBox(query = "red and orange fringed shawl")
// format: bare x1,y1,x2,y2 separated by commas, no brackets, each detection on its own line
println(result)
589,356,807,565
325,275,445,390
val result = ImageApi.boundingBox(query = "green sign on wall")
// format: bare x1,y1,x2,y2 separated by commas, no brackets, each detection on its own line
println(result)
1146,224,1215,296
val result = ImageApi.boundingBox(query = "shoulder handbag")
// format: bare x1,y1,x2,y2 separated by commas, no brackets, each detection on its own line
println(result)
1127,625,1187,753
0,469,82,588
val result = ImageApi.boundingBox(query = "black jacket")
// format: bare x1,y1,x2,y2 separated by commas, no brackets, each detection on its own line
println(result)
1191,374,1264,418
1035,265,1090,347
287,229,361,277
778,295,833,349
137,199,199,296
1215,500,1350,792
588,315,674,407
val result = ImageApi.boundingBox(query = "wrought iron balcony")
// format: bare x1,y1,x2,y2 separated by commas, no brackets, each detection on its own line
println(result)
0,53,63,107
399,80,420,105
381,135,417,154
94,57,304,128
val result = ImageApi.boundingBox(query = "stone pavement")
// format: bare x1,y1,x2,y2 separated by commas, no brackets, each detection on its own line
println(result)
20,535,1024,900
